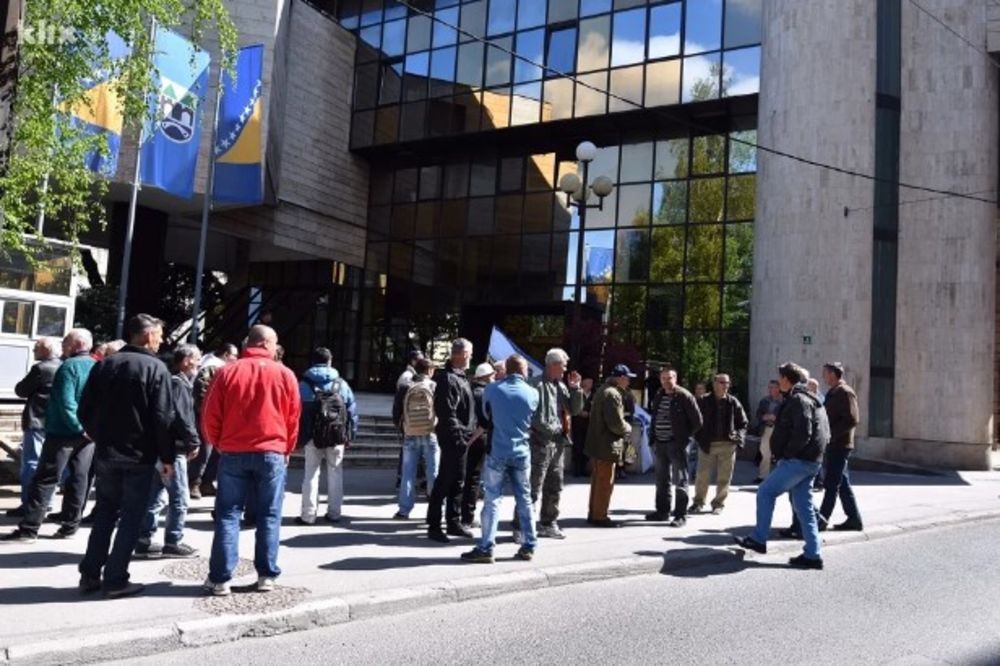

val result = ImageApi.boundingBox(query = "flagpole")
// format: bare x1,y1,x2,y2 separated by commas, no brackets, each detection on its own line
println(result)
189,61,224,344
115,18,157,340
35,86,58,236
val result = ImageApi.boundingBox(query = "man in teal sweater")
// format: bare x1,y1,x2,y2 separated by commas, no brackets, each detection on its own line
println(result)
2,329,97,542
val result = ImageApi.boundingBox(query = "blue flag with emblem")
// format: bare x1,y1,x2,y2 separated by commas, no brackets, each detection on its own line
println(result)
140,28,210,199
64,31,130,176
213,44,264,205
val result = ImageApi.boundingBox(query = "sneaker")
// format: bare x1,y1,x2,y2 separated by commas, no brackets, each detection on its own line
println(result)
644,512,670,522
4,506,25,517
668,517,687,528
392,512,409,520
257,576,276,592
789,554,824,570
104,582,145,599
735,535,767,554
710,506,724,515
189,485,202,500
79,575,101,594
203,577,231,596
537,523,566,539
512,529,522,545
427,529,450,544
199,482,217,497
294,517,314,526
52,525,77,539
133,541,163,559
1,529,37,544
459,547,494,564
689,503,705,514
446,523,474,538
513,547,534,561
162,542,198,558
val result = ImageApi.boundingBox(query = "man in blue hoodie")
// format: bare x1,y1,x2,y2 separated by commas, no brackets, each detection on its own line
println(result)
461,354,539,563
297,347,358,525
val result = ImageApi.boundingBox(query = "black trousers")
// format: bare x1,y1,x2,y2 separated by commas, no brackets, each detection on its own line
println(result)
21,435,94,535
461,436,487,525
427,438,467,531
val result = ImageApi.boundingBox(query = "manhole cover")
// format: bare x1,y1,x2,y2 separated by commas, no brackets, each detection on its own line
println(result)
194,585,309,616
161,557,255,581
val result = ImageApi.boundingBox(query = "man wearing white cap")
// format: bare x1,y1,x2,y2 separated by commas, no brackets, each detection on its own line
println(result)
461,362,496,529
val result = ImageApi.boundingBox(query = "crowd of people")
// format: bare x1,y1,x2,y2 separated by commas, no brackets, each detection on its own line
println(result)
0,320,862,598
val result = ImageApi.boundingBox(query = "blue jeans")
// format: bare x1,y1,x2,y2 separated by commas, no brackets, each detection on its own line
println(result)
209,452,286,583
750,458,823,560
479,454,536,553
141,454,189,545
19,428,45,506
398,434,439,516
687,438,698,479
79,459,156,591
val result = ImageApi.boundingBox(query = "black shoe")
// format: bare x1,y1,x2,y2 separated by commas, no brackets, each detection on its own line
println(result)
162,542,198,558
392,512,409,520
189,485,202,500
689,503,705,514
1,529,37,544
513,547,534,561
4,506,25,518
81,512,95,525
833,520,863,532
817,519,829,532
52,525,77,539
104,582,145,599
322,516,341,524
79,575,101,594
735,536,767,554
133,541,163,559
427,530,450,544
294,517,314,526
446,523,474,538
789,554,824,570
668,517,686,528
591,518,622,528
779,528,802,540
459,547,494,563
46,511,65,524
751,477,764,485
644,512,669,522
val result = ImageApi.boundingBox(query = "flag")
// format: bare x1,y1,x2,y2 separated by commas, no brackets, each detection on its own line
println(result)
487,326,544,377
64,31,130,176
213,44,264,205
140,28,210,199
585,246,613,283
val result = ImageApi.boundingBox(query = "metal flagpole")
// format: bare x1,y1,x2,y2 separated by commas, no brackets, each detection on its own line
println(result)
115,18,157,340
189,62,224,344
35,85,58,236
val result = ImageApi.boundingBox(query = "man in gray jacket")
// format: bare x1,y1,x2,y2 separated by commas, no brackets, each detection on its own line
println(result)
7,338,62,517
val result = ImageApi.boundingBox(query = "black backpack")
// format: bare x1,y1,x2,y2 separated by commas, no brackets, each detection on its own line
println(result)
311,379,349,448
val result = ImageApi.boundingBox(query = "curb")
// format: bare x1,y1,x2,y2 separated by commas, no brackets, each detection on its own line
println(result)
5,509,1000,665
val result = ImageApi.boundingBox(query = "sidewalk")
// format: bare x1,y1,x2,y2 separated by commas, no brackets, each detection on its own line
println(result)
1,460,998,664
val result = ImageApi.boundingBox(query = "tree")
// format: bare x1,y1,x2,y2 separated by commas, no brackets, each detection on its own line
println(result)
1,0,236,256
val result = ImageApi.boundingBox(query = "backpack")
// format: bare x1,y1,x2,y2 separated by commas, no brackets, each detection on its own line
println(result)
800,395,831,461
402,382,436,435
312,379,349,448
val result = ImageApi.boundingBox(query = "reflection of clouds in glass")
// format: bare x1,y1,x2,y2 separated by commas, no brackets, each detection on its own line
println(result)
727,75,759,96
723,47,761,96
682,53,719,101
649,34,681,59
578,30,610,71
611,38,644,67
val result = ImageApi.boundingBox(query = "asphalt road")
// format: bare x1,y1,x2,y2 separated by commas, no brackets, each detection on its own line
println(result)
109,519,1000,666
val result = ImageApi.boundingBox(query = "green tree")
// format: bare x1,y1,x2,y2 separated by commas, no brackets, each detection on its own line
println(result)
1,0,236,255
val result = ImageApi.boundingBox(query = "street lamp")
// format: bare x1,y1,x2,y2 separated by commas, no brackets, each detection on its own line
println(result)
560,140,616,306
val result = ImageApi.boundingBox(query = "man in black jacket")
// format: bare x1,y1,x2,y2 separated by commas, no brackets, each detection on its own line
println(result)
461,362,495,529
427,338,475,543
7,338,62,516
737,362,830,570
77,314,176,598
645,367,703,527
691,373,748,514
135,344,202,559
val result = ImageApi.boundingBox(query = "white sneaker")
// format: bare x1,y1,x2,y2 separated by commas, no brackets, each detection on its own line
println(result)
257,576,276,592
202,576,231,596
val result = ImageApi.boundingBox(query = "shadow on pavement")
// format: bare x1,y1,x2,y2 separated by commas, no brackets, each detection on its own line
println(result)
662,527,755,547
634,547,794,577
320,555,463,571
0,581,203,605
281,527,438,549
0,549,81,569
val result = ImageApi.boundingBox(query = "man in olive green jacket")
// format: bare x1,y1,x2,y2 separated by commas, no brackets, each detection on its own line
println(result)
585,365,635,528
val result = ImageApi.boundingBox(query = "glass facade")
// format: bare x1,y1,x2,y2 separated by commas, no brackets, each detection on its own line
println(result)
337,0,761,396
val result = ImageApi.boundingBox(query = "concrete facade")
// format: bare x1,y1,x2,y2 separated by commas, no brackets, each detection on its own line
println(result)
751,0,877,433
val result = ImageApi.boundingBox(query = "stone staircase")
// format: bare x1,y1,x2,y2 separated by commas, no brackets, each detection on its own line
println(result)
345,414,401,468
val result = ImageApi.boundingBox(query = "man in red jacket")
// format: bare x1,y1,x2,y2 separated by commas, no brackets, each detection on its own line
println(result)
201,325,300,596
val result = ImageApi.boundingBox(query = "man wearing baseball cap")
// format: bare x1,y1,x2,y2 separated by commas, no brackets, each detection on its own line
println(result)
585,365,635,527
461,362,496,529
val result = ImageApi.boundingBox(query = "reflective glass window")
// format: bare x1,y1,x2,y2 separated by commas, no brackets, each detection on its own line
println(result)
360,0,382,27
500,156,524,191
455,90,483,132
378,62,402,105
583,230,615,283
577,16,611,72
339,0,361,30
683,52,721,102
655,138,689,179
609,64,642,112
384,0,406,20
433,6,459,46
390,204,415,238
585,185,616,227
497,194,523,233
723,46,760,97
728,130,757,173
726,174,755,220
359,25,381,49
430,47,457,97
648,2,681,59
415,201,440,237
511,82,542,125
524,192,555,231
722,283,751,328
581,0,612,17
407,15,432,53
725,223,754,281
689,177,725,222
355,63,379,109
404,52,430,101
518,0,546,29
467,197,495,235
547,27,577,75
611,8,646,67
615,230,649,282
419,165,442,199
1,300,32,335
543,78,574,120
650,226,685,281
617,183,651,226
685,0,722,53
652,181,688,224
470,157,497,196
400,100,427,140
686,224,723,281
460,1,487,39
591,145,619,185
526,153,557,190
36,304,66,338
692,135,726,174
514,29,544,83
620,142,653,182
456,42,484,87
574,71,607,117
444,161,469,198
486,36,513,86
724,0,763,48
521,233,552,275
682,330,719,378
648,287,683,329
549,0,578,23
487,0,516,35
614,0,645,8
382,19,406,57
645,59,681,107
482,86,511,128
